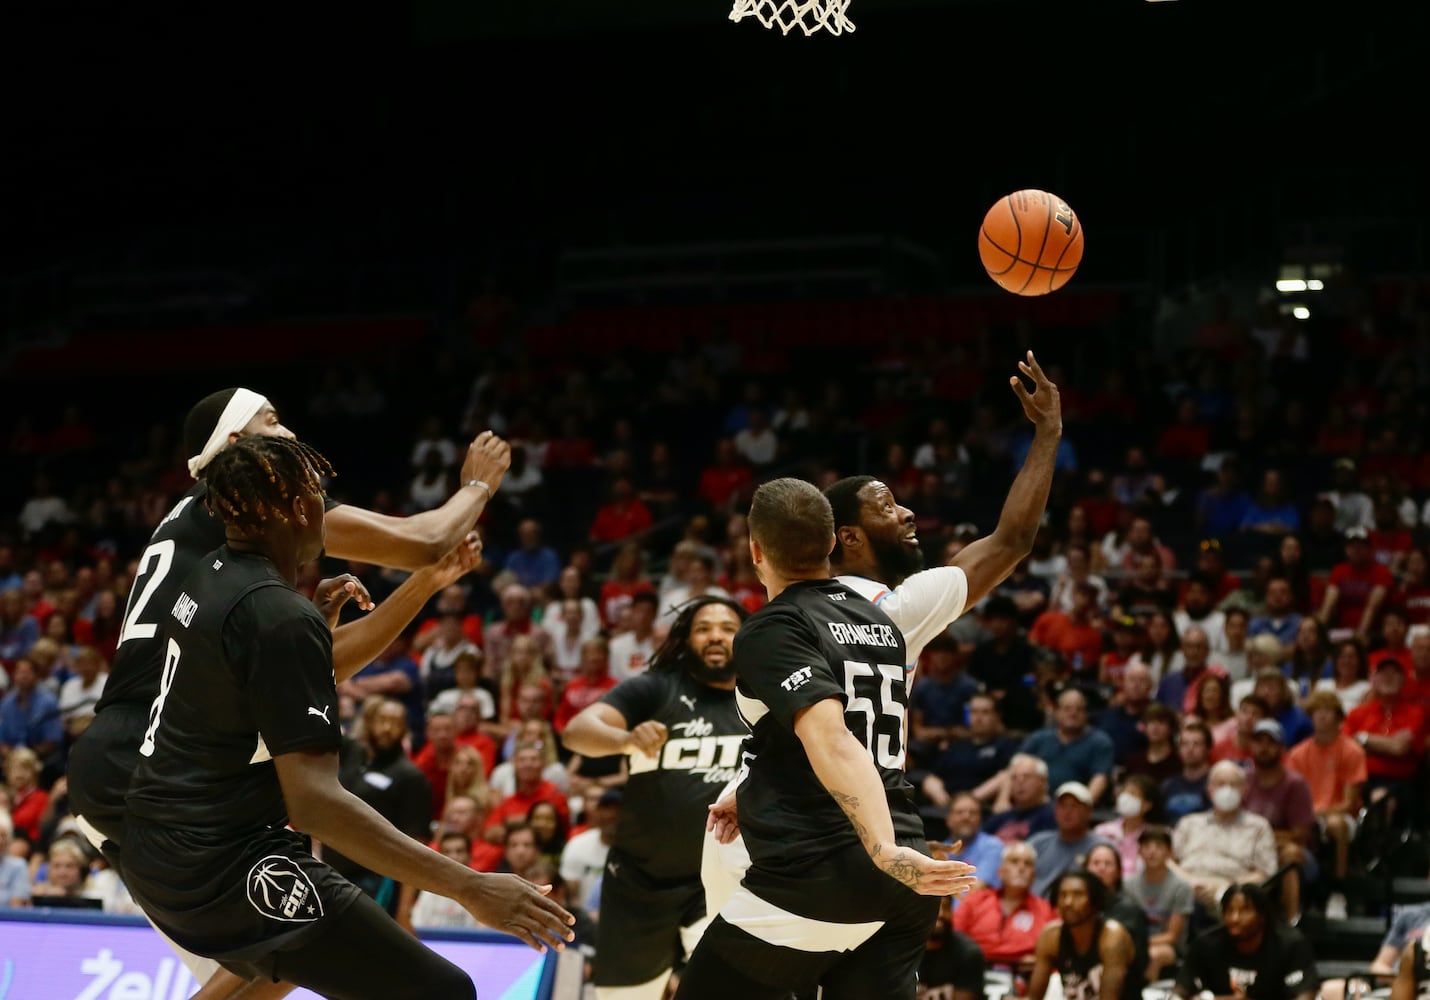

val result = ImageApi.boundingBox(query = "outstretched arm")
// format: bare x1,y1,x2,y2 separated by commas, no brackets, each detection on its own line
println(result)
331,534,482,681
275,747,573,952
795,698,976,895
951,352,1062,607
324,432,509,569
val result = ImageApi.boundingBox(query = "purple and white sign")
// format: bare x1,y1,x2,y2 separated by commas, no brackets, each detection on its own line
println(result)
0,911,552,1000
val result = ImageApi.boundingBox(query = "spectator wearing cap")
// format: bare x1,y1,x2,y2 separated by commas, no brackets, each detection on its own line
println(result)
1019,687,1116,806
1026,780,1117,898
1243,718,1317,922
1343,655,1426,813
1169,760,1277,911
1319,526,1394,641
1099,615,1144,691
1286,689,1366,888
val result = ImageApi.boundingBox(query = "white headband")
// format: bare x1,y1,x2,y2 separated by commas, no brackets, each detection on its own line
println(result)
187,388,269,479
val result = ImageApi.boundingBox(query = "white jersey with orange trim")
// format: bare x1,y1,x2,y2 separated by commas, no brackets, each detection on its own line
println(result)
836,565,969,679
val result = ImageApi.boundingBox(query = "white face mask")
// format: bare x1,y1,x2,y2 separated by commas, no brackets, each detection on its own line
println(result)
1211,785,1243,812
1116,792,1143,819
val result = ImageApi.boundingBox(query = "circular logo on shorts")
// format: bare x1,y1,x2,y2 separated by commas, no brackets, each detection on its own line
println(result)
247,855,324,923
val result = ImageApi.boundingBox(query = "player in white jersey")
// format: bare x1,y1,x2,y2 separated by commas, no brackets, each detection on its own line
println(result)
703,350,1062,917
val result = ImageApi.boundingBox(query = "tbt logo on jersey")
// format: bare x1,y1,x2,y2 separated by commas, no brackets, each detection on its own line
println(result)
780,666,814,692
247,856,323,923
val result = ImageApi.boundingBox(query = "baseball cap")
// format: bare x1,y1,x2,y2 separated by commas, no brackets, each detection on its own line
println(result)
597,788,625,808
1252,719,1285,744
1346,527,1369,541
1376,657,1406,674
1055,781,1093,806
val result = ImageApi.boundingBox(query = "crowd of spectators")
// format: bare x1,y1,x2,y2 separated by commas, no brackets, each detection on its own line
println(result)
3,274,1430,994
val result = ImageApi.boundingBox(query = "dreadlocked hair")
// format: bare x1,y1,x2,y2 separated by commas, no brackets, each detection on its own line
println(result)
204,436,335,533
647,595,749,673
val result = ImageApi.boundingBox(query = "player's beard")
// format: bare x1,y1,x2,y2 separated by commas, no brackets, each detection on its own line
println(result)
868,533,925,586
690,643,736,684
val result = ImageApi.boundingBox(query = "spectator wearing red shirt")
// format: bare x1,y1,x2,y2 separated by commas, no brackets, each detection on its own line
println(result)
1028,582,1106,678
484,741,570,842
588,477,653,545
1397,548,1430,625
412,710,459,821
451,692,499,776
1343,658,1426,805
412,584,484,650
1320,528,1395,638
553,637,618,733
3,748,48,844
598,542,655,631
953,841,1055,968
697,438,752,512
1369,498,1414,573
1155,398,1210,461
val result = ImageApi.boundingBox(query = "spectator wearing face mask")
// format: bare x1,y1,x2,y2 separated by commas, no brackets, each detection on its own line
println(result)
1169,760,1277,914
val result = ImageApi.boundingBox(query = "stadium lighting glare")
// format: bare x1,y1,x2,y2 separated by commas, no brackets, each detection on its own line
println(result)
1292,306,1310,320
1277,279,1307,292
1307,279,1324,291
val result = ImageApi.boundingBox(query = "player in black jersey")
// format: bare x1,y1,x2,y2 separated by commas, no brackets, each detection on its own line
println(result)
1029,870,1137,1000
675,478,975,1000
703,352,1063,925
562,595,749,1000
68,386,510,1000
1176,883,1318,1000
120,435,573,1000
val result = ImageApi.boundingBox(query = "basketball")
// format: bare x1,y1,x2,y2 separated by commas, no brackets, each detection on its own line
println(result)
978,189,1084,296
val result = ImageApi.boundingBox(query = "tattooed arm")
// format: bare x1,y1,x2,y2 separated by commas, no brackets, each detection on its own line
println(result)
794,698,976,896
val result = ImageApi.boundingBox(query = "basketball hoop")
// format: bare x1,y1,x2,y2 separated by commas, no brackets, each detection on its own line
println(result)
729,0,855,36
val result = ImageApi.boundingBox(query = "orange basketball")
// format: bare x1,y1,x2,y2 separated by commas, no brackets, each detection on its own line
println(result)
978,189,1084,296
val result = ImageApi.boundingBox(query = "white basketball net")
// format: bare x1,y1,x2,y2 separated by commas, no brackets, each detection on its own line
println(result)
729,0,855,36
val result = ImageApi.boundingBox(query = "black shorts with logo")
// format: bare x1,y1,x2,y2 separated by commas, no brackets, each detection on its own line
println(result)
594,848,709,987
121,819,363,981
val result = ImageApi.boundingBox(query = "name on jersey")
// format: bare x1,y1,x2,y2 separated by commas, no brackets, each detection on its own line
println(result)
629,723,743,784
171,592,198,628
826,621,898,649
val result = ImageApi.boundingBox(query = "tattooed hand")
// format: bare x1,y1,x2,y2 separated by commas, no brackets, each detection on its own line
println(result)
871,843,979,897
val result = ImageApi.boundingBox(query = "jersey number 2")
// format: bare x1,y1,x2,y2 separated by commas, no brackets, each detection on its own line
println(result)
118,538,177,646
843,659,906,769
139,638,181,758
